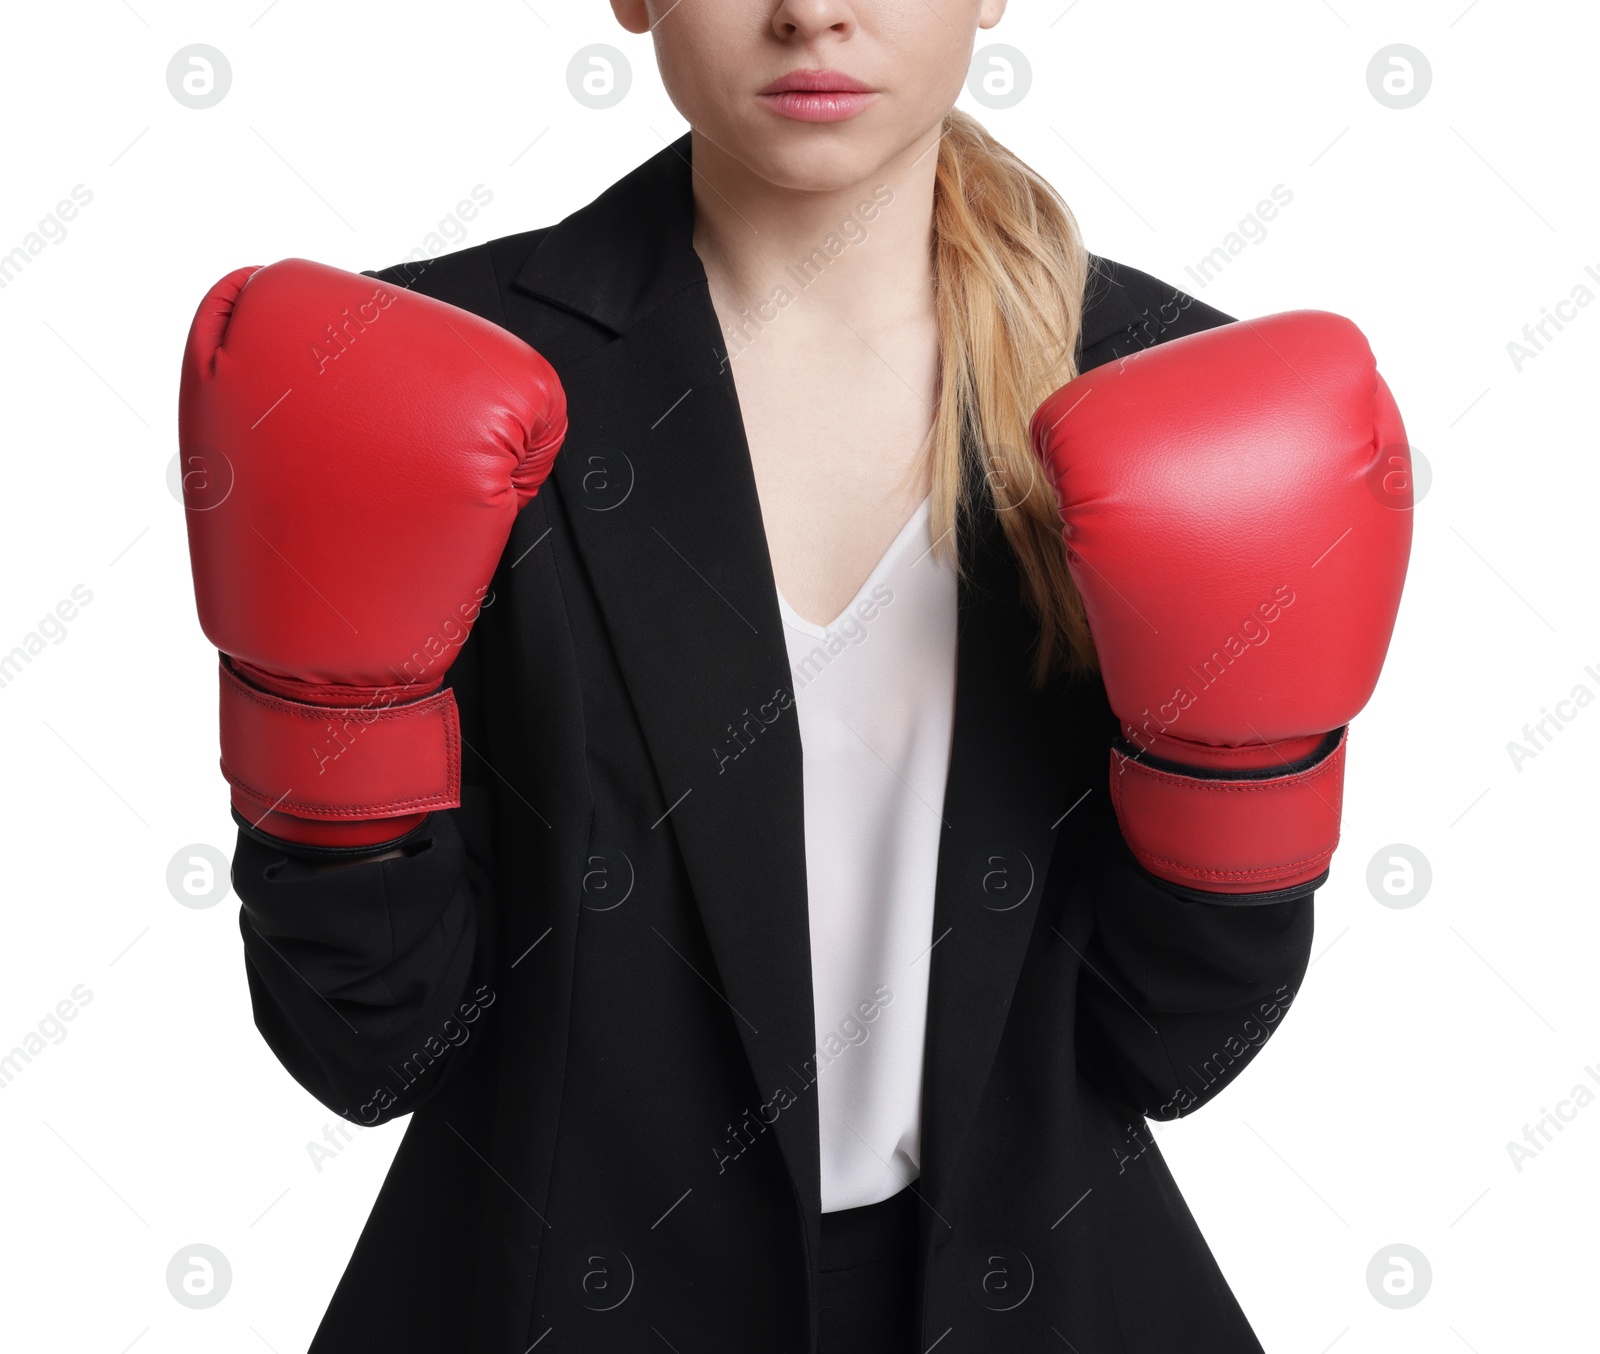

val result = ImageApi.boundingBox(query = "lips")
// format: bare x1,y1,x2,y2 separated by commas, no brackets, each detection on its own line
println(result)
759,68,874,96
759,68,878,123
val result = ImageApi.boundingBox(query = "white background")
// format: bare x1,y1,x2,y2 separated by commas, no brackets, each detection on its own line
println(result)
1,1,1595,1350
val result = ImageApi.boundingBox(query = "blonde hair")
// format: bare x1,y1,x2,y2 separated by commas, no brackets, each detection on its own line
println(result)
927,108,1095,684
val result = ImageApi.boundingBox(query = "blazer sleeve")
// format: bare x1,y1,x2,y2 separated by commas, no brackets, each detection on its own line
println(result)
1073,813,1314,1121
229,617,499,1127
1068,256,1312,1120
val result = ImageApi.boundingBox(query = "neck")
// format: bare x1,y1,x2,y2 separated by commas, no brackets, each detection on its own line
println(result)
687,126,942,339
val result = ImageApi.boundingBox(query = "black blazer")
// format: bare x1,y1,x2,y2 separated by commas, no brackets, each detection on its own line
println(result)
231,133,1313,1353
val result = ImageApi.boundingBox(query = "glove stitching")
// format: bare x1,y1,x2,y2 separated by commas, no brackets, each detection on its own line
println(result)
223,670,453,723
225,763,457,817
1116,748,1342,796
1130,848,1335,881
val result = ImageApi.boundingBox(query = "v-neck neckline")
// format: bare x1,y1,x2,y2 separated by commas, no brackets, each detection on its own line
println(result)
773,495,934,641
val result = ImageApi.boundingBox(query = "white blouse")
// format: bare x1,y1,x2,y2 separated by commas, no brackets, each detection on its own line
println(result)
774,495,960,1213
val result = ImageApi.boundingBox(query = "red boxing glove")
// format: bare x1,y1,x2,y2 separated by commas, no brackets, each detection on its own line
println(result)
179,258,567,848
1031,312,1412,894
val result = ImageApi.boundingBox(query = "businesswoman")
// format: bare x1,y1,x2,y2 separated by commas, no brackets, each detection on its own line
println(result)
178,1,1411,1349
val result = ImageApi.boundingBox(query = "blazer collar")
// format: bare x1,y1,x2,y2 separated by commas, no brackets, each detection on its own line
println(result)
512,133,705,337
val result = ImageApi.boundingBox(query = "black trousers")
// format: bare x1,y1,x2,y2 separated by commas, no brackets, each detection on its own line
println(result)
818,1184,921,1353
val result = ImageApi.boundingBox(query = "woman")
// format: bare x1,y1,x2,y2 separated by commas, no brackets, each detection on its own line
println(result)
179,1,1409,1349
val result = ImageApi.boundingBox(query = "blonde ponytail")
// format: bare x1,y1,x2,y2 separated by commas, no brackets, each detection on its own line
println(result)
928,108,1094,684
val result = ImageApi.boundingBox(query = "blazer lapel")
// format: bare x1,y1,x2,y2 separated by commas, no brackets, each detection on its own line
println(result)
511,139,823,1246
917,494,1092,1213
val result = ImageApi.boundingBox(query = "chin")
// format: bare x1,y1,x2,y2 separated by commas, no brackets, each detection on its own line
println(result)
722,124,901,195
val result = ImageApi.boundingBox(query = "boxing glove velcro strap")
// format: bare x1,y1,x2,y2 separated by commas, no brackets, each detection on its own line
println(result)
1109,728,1347,895
217,658,461,821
